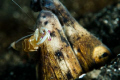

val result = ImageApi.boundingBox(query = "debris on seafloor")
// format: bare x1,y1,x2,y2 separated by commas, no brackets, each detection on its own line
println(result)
75,54,120,80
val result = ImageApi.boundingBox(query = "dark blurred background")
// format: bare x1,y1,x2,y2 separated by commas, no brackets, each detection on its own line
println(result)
0,0,119,80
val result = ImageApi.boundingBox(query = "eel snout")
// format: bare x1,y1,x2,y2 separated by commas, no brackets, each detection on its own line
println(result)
92,45,112,65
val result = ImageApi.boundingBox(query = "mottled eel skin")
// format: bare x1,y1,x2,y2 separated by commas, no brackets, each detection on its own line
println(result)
40,0,112,73
35,10,82,80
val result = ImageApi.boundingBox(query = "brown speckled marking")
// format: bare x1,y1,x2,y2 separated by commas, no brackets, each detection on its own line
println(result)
44,21,48,25
55,50,64,61
66,71,73,79
57,29,69,47
76,37,81,41
67,55,69,58
50,31,56,37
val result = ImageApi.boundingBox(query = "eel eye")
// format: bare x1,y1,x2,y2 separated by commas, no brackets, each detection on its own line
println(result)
99,52,108,59
101,52,108,57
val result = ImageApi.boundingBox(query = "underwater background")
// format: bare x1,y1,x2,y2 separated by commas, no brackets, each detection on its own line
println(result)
0,0,120,80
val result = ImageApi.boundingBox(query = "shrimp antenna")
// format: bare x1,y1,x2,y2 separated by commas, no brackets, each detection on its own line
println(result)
9,34,33,49
12,0,35,23
15,34,33,43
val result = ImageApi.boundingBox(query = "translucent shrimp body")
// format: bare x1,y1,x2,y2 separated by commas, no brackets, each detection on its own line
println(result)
23,27,51,52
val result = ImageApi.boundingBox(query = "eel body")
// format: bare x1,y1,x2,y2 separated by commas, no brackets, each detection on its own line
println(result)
22,0,112,79
41,0,112,72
